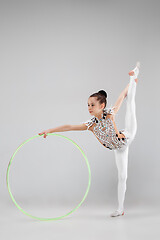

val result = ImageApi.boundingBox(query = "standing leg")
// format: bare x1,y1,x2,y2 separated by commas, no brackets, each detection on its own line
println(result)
110,146,129,217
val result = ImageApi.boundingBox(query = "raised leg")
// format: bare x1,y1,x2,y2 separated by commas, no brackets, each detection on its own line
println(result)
124,72,138,144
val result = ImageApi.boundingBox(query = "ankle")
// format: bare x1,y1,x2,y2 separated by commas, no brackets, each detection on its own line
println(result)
118,208,124,213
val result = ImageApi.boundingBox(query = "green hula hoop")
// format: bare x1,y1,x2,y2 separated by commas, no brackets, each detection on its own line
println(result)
6,133,91,221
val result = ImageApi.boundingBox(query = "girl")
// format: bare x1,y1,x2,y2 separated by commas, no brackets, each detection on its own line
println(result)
39,62,140,217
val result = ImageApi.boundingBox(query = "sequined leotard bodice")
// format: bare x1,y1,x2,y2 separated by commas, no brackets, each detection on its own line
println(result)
83,108,128,150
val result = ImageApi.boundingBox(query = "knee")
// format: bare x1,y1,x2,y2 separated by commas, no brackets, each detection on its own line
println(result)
118,173,128,182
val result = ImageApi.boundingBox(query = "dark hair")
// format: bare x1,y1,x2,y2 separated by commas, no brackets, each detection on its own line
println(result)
89,90,107,108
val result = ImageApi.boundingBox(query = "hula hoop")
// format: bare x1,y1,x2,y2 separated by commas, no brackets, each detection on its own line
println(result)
6,133,91,221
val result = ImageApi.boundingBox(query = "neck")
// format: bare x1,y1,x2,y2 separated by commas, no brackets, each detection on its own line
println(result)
95,111,103,120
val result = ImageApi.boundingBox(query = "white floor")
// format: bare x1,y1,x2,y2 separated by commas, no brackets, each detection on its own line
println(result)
1,201,160,240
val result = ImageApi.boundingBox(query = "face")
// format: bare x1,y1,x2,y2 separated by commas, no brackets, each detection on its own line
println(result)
87,97,105,118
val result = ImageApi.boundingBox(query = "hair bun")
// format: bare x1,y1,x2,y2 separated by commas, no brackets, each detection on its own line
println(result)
98,90,107,98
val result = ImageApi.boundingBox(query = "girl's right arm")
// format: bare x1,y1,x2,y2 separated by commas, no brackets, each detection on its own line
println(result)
38,124,87,138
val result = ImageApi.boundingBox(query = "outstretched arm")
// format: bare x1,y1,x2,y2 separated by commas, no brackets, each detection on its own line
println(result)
39,124,87,138
112,83,129,115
